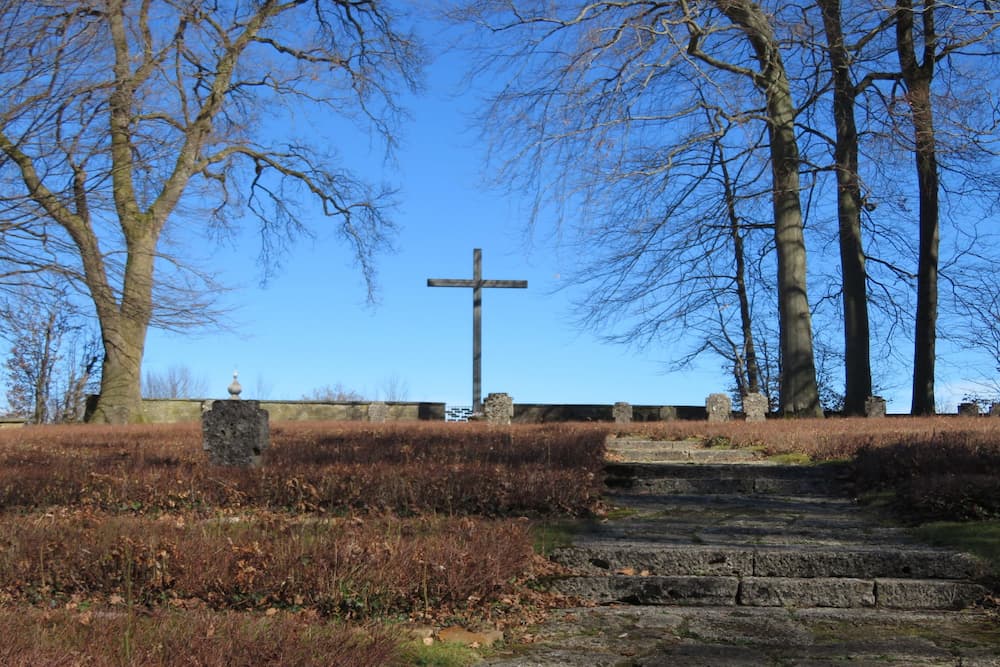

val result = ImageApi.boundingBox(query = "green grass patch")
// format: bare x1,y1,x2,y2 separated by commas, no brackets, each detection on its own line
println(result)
532,520,580,556
766,452,812,465
912,520,1000,576
399,640,483,667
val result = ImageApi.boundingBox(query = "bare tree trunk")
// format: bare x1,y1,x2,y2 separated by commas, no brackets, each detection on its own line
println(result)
817,0,873,416
896,0,939,415
88,233,156,424
717,0,823,417
718,135,762,396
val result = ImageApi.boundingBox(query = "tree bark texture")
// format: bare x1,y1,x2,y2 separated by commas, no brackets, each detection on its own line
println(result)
716,0,823,417
817,0,874,416
896,0,940,415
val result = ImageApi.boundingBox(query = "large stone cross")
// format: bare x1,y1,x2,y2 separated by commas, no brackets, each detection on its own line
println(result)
428,248,528,412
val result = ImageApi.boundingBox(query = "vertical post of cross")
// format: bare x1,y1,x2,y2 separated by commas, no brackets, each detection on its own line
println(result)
428,248,528,413
472,248,483,413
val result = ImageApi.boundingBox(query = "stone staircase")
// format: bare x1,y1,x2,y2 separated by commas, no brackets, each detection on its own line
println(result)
547,437,990,611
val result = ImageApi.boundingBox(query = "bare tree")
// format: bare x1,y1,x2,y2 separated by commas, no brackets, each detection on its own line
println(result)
1,287,101,423
0,1,422,423
143,365,209,399
303,383,366,401
851,0,1000,414
457,1,823,415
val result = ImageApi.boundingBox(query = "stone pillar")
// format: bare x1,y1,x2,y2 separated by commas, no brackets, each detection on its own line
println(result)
742,393,768,423
706,393,732,423
612,401,633,424
202,399,270,467
658,406,678,422
483,393,514,425
864,396,886,418
368,401,389,423
958,402,979,417
990,402,1000,418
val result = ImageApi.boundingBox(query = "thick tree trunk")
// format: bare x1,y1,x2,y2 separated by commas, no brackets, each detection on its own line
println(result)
717,0,823,417
87,232,156,424
896,0,939,415
818,0,873,416
91,319,147,424
909,80,939,415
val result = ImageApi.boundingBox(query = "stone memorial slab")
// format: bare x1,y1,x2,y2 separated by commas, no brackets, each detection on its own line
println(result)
613,402,633,424
958,402,979,417
706,393,732,423
742,393,768,423
484,392,513,425
864,396,886,418
202,399,269,467
368,401,388,423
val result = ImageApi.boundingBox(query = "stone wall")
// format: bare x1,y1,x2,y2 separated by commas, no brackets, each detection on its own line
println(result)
512,404,707,423
138,399,445,423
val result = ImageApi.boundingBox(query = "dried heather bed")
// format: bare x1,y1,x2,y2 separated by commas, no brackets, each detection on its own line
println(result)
620,416,1000,519
0,421,607,665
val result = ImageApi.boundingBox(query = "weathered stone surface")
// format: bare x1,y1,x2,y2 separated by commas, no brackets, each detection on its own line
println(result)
202,400,269,467
612,401,633,424
875,578,990,610
477,606,1000,666
864,395,886,418
754,548,988,580
742,393,768,422
739,577,876,608
991,402,1000,417
552,546,754,577
706,393,732,422
550,575,739,606
483,392,514,425
368,401,388,423
658,406,678,421
958,402,980,417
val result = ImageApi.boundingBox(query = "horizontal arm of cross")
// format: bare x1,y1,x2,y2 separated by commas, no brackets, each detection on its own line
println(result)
427,279,528,288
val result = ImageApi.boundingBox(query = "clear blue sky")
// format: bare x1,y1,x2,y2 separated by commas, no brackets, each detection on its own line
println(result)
141,19,985,414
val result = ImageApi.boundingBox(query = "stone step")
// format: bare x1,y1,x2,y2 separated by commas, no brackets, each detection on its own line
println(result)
548,574,989,610
605,462,852,497
551,544,988,580
609,447,761,463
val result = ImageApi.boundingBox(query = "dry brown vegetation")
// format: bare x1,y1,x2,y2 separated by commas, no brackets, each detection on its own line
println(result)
620,416,1000,519
0,421,607,665
2,417,998,664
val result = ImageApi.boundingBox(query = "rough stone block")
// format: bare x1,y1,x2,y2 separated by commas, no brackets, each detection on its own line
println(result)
864,396,886,418
658,406,678,421
202,400,269,467
742,393,768,422
551,575,739,606
739,577,875,608
991,402,1000,417
613,402,633,424
368,401,388,423
875,578,988,610
706,393,732,423
958,402,979,417
484,392,513,425
551,545,754,577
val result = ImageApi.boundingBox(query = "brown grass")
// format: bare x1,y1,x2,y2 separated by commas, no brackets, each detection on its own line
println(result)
0,422,607,515
620,416,1000,519
0,607,399,666
617,415,1000,460
0,511,534,618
